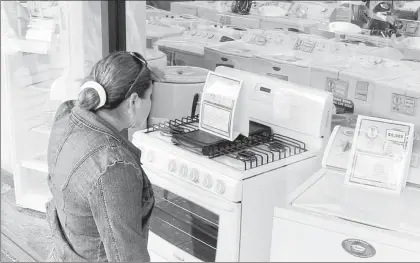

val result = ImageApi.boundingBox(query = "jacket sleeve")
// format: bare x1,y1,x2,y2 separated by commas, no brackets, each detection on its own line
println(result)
88,161,150,262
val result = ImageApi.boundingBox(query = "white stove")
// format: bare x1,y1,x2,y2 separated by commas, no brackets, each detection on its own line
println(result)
154,24,247,68
132,67,333,262
270,125,420,262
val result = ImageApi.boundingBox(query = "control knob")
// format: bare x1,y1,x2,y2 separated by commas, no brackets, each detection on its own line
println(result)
215,180,226,194
189,169,199,182
202,174,212,188
168,160,177,172
179,164,188,178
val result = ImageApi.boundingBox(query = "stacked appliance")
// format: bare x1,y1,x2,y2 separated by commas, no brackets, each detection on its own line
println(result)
133,67,333,262
270,123,420,261
148,65,209,126
153,24,248,68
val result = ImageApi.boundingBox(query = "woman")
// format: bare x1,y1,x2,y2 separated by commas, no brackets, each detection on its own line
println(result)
46,51,158,262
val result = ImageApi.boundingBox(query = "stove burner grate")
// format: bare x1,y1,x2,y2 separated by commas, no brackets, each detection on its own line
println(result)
145,115,308,170
145,115,199,135
236,150,257,161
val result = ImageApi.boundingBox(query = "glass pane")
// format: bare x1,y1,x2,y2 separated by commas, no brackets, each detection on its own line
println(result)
150,184,219,262
1,1,105,212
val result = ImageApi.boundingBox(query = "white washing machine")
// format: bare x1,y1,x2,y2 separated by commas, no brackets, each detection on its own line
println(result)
372,74,420,159
146,21,185,49
146,5,173,19
309,56,418,116
145,48,167,69
203,29,297,71
154,24,247,68
402,37,420,61
146,14,209,48
259,1,334,34
270,124,420,262
170,1,201,16
250,34,335,87
148,66,209,126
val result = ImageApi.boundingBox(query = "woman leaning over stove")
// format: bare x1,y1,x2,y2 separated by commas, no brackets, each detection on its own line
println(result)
45,51,161,262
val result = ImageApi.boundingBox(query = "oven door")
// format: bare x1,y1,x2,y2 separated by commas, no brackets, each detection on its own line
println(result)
143,166,241,262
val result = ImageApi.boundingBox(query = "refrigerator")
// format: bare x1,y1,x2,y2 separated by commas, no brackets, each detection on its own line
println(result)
1,1,109,212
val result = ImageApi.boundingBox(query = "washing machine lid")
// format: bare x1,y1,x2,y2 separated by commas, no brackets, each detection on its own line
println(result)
291,170,420,237
160,66,208,83
145,49,166,62
342,57,415,79
147,24,185,38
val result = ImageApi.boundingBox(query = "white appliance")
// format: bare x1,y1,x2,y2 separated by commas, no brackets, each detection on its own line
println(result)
343,31,420,61
372,74,420,178
310,55,418,116
250,34,337,86
153,24,245,68
170,1,201,16
270,124,420,262
146,4,173,19
203,29,297,71
145,48,167,69
259,1,333,34
132,67,333,262
147,14,205,48
148,66,209,126
402,37,420,61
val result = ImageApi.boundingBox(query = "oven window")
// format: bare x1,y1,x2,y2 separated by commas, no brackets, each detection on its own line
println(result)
149,184,219,262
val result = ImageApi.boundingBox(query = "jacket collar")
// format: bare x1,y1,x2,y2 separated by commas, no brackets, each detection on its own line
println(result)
71,104,141,158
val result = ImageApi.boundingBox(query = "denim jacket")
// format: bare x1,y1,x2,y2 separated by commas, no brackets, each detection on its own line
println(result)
46,101,154,262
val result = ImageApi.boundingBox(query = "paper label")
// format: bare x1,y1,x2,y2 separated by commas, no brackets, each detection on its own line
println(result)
199,71,245,141
345,116,414,194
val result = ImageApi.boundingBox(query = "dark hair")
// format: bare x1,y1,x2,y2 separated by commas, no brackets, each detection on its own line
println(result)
77,51,151,111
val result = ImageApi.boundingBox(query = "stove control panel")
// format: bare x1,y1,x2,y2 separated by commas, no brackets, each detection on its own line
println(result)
139,146,242,202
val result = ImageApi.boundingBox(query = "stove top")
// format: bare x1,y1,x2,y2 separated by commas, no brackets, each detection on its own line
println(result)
145,116,307,171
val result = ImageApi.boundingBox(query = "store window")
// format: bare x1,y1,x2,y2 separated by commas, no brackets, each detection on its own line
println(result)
1,1,108,212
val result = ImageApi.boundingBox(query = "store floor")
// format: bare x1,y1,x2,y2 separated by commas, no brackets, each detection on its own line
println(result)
1,169,52,262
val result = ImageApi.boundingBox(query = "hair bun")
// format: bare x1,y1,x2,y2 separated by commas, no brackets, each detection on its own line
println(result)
78,81,107,111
